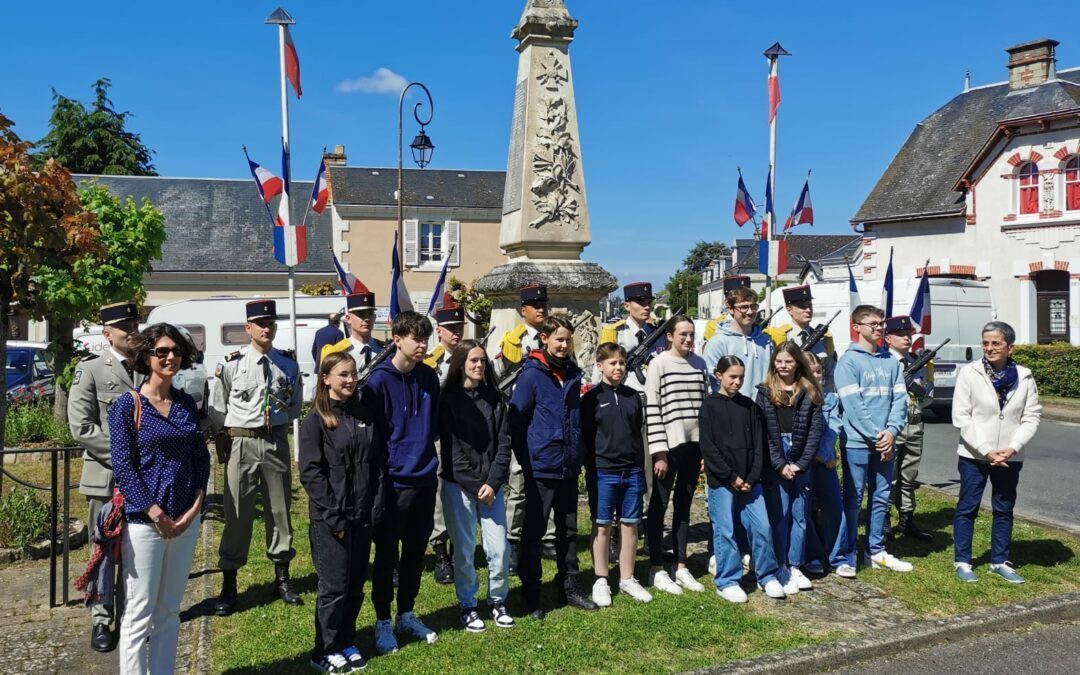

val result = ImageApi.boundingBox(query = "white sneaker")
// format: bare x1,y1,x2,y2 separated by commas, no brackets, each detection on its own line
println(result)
650,569,683,595
592,578,612,607
708,554,717,576
717,584,748,603
396,611,438,644
865,551,914,573
835,564,857,579
374,619,399,654
781,577,800,596
761,579,786,599
675,568,706,592
789,566,813,590
618,577,653,603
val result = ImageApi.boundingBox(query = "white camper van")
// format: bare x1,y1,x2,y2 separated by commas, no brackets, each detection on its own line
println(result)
766,278,994,403
146,296,392,402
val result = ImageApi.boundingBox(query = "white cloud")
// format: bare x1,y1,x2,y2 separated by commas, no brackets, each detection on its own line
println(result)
335,67,408,95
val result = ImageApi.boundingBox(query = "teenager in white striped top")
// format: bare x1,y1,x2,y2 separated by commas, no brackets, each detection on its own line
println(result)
643,315,709,595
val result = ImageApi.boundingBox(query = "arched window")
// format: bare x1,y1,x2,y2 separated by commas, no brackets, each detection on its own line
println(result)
1066,157,1080,212
1019,161,1040,215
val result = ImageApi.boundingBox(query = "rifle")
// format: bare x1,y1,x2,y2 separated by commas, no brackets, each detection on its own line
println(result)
801,309,842,352
479,326,496,348
357,343,396,388
904,337,950,398
626,307,685,385
754,305,784,330
496,313,593,392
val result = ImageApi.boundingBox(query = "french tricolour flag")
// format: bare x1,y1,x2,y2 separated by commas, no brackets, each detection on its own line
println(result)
768,59,781,123
847,259,862,340
426,246,456,316
283,25,302,99
783,174,814,231
273,141,307,267
881,247,894,318
244,148,283,203
910,266,932,334
332,253,358,295
390,230,414,320
734,169,756,227
758,239,789,277
311,160,329,214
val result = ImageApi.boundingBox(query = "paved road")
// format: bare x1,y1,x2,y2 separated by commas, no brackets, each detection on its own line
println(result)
825,619,1080,674
919,409,1080,534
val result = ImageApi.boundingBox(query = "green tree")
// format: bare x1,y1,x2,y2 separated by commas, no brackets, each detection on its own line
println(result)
663,269,701,318
300,281,336,296
682,240,730,273
1,114,101,487
34,78,156,176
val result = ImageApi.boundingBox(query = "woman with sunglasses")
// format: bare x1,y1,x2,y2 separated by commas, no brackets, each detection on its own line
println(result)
109,323,209,675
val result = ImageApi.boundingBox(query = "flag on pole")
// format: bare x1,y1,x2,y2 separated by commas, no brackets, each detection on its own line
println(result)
390,230,414,319
244,148,283,203
910,265,932,334
847,259,862,340
310,160,329,214
283,25,302,99
881,247,894,317
273,140,308,267
332,254,359,295
761,166,774,240
758,239,789,277
768,59,781,123
783,174,814,231
426,246,456,316
734,169,757,227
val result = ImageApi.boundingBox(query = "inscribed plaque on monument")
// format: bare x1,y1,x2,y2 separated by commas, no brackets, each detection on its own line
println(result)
503,80,526,215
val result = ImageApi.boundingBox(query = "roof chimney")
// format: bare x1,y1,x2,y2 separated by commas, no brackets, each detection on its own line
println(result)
1006,39,1058,91
323,144,347,166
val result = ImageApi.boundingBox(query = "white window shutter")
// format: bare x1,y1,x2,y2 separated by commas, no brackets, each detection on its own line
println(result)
445,220,460,266
403,219,419,267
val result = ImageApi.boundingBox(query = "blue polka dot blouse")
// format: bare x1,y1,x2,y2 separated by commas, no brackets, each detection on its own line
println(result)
109,388,210,523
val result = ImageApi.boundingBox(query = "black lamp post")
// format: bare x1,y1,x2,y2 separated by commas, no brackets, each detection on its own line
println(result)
398,82,435,262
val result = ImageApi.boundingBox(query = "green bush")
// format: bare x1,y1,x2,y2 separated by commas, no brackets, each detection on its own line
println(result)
0,487,51,549
3,399,75,446
1012,342,1080,398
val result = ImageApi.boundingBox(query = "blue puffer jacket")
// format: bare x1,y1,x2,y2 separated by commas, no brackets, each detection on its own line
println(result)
509,350,583,481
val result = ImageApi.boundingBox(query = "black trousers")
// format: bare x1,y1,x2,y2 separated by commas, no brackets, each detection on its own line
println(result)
518,476,580,609
646,442,701,567
372,485,436,620
310,519,372,659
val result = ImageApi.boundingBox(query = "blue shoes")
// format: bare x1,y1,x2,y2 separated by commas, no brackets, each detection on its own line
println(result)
989,562,1025,584
954,562,977,583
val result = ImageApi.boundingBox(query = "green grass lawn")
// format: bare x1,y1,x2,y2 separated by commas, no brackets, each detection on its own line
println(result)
207,464,1080,674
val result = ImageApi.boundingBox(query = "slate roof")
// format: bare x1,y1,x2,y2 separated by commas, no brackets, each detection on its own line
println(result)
327,166,505,208
74,175,334,273
853,68,1080,225
731,235,861,274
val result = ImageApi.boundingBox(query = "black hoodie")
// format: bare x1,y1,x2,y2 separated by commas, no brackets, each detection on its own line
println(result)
698,392,766,488
438,383,512,497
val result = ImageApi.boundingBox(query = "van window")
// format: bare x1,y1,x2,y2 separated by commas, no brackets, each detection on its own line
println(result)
222,324,249,346
180,325,206,352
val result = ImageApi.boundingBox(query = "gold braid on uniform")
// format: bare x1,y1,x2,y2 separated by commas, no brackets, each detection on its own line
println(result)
320,338,353,363
423,344,445,369
599,319,625,345
499,324,528,364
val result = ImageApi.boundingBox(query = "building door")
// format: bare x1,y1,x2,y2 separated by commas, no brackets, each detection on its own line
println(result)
1036,270,1069,344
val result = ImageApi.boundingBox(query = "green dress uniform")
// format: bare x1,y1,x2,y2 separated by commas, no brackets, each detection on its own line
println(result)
68,301,140,638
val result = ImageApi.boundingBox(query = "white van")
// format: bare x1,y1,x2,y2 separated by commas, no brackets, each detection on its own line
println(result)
146,296,393,402
766,278,995,402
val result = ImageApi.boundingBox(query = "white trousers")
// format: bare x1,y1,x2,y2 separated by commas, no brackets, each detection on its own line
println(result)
119,516,200,675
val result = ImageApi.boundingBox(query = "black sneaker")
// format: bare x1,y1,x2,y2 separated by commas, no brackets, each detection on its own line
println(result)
341,646,367,670
310,652,351,673
460,607,486,633
491,603,515,628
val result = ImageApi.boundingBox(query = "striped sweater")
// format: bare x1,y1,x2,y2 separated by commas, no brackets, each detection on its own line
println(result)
644,351,709,455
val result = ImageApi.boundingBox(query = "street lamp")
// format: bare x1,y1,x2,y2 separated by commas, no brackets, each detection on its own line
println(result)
398,82,435,261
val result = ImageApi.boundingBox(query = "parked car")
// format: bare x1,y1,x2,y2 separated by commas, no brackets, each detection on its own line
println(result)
5,341,55,404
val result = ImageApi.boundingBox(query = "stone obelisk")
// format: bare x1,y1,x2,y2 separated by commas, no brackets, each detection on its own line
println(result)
476,0,617,371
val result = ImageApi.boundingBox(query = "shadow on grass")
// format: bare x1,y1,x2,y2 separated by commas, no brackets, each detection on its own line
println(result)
972,538,1076,568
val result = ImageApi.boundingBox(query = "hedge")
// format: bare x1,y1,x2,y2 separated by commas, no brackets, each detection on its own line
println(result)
1012,342,1080,399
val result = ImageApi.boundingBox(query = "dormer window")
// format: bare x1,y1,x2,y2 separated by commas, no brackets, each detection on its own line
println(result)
1066,156,1080,212
1018,161,1040,215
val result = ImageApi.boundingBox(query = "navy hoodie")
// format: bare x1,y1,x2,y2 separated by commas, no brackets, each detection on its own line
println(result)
509,350,584,481
360,358,440,488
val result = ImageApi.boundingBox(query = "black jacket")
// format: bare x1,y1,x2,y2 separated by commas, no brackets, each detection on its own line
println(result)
698,392,766,488
299,398,386,532
438,384,512,497
580,382,645,472
754,385,824,474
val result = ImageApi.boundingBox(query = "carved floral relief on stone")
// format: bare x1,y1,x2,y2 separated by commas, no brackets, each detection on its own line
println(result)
528,51,581,230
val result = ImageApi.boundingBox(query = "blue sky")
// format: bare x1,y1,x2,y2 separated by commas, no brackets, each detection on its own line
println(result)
5,1,1080,290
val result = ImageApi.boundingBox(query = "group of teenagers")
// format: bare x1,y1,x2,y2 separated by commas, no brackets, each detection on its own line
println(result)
82,273,1041,675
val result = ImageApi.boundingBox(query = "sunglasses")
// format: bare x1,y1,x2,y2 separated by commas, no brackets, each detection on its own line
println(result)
151,346,186,359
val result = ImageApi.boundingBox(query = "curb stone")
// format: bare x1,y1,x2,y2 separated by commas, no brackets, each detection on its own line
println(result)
688,590,1080,674
194,462,216,675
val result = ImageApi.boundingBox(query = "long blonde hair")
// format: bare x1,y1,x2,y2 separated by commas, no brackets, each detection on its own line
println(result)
313,351,357,429
764,340,823,406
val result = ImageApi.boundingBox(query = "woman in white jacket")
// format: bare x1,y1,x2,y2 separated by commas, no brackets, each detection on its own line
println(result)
951,321,1041,584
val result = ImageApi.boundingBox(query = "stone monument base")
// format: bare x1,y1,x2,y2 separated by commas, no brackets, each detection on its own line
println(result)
475,260,617,373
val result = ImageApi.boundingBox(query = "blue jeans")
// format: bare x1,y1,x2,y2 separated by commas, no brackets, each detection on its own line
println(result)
775,467,814,567
806,462,843,568
954,457,1023,565
707,484,780,589
594,469,646,525
441,482,510,608
836,445,895,565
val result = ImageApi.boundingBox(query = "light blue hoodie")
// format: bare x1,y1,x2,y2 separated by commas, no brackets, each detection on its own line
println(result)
702,320,773,398
834,343,907,449
816,392,842,463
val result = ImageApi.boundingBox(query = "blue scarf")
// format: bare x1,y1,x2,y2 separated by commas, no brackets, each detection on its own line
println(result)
982,357,1018,410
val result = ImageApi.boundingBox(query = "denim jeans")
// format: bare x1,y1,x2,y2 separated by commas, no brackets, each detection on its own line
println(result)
594,469,646,525
805,462,843,568
310,519,372,659
775,467,814,567
836,444,895,566
954,457,1023,565
441,481,510,608
707,484,780,589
